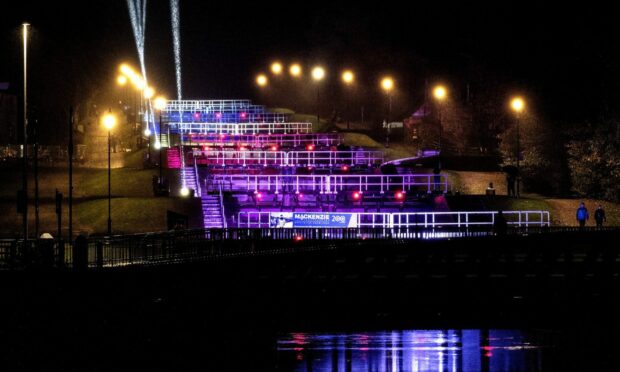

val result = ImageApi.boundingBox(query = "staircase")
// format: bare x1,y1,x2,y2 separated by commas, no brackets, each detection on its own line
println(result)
201,194,225,229
181,167,199,196
167,147,182,168
159,133,170,148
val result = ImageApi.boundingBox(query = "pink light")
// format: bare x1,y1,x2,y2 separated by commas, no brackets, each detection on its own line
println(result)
306,144,315,151
256,192,263,200
239,146,246,151
342,165,349,171
215,112,222,119
298,193,304,199
240,112,247,119
395,191,404,200
294,235,303,241
353,191,361,200
194,112,200,119
271,145,278,151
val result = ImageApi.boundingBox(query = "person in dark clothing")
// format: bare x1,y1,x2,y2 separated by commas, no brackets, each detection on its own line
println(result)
493,210,508,235
507,174,516,197
576,202,589,229
594,204,606,228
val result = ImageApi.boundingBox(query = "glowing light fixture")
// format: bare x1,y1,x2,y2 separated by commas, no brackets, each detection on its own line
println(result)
256,74,268,87
154,96,167,110
312,66,325,81
289,64,302,77
144,86,155,99
342,70,354,84
180,187,190,197
271,62,283,75
154,142,161,150
511,97,525,113
381,77,394,92
433,85,447,101
144,128,152,136
102,112,116,130
117,75,128,86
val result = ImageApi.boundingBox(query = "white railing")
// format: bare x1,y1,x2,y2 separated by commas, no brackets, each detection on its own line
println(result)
191,150,384,167
165,99,255,111
193,155,201,197
167,122,312,135
218,183,227,229
183,133,343,147
237,210,551,229
209,174,448,194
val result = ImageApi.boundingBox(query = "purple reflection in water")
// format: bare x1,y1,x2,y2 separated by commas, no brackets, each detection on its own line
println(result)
277,329,542,372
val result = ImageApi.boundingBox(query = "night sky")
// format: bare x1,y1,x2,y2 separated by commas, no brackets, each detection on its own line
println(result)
2,1,620,141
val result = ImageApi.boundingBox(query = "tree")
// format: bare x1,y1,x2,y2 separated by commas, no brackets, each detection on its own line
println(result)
567,122,620,202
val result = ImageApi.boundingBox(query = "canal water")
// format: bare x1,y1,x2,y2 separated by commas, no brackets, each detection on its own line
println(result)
277,329,547,371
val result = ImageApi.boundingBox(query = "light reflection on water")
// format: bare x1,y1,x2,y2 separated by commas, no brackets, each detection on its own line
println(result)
277,329,542,371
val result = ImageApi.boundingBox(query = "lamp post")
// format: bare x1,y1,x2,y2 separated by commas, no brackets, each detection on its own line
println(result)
102,111,116,235
433,85,447,169
381,77,394,148
22,22,29,240
312,66,325,127
510,97,525,197
342,70,354,130
154,97,167,189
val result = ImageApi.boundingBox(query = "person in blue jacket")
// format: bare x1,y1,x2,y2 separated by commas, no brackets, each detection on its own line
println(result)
576,202,589,228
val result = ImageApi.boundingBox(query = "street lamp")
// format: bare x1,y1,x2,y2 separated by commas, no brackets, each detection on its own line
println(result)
256,74,268,87
154,96,167,192
510,96,525,197
312,66,325,127
271,62,283,75
21,22,30,240
102,110,116,235
433,85,448,169
289,64,302,77
381,77,394,147
342,70,355,129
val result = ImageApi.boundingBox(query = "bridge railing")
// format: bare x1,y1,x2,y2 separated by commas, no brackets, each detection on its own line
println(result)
1,226,616,270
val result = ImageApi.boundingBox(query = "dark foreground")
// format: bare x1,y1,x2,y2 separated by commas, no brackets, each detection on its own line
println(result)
1,230,619,370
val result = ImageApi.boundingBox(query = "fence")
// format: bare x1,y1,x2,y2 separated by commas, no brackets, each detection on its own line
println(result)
183,133,343,148
207,173,449,194
1,226,613,270
192,150,384,168
168,122,312,135
237,210,551,230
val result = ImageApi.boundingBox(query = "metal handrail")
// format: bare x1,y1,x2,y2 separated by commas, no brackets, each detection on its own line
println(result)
237,210,551,229
219,182,227,229
191,150,384,167
193,152,201,197
167,122,312,135
183,133,343,147
208,174,449,194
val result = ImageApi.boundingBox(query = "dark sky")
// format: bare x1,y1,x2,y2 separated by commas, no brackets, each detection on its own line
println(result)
2,1,620,139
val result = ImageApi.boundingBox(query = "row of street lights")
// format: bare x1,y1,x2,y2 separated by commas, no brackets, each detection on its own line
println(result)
106,64,174,235
256,63,397,133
